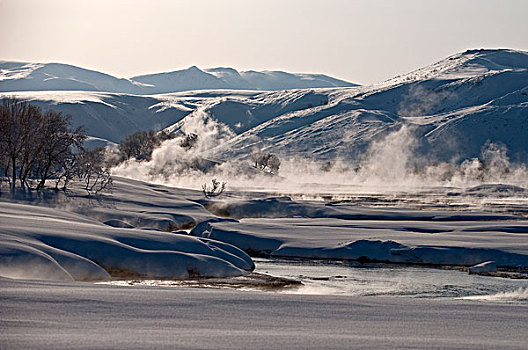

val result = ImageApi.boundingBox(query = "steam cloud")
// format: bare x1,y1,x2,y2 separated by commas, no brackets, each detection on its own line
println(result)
112,113,528,195
398,85,453,117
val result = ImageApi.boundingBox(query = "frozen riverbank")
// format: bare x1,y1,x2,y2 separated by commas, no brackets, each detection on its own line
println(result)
2,177,528,282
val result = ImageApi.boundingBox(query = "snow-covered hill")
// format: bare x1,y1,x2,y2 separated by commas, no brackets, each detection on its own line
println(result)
1,49,527,164
0,61,357,94
0,90,249,143
0,62,141,93
172,48,528,163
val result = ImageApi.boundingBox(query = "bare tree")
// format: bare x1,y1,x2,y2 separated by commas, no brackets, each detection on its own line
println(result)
0,98,30,189
118,130,163,161
17,104,46,188
0,98,104,193
202,179,226,198
76,147,112,195
35,111,85,190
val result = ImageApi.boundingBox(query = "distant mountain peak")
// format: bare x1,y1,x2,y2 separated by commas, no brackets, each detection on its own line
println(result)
186,65,202,72
0,61,357,94
206,67,238,73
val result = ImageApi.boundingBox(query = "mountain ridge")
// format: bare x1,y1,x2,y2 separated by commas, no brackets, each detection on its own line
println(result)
0,61,357,94
1,49,527,164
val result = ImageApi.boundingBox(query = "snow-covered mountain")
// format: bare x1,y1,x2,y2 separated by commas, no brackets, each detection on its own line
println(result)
0,61,357,94
174,48,528,163
0,62,141,93
1,49,527,163
0,90,259,143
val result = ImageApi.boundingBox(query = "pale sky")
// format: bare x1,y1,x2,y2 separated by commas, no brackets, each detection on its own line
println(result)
1,0,527,84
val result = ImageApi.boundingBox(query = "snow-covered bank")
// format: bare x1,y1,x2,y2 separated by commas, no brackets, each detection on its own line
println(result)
1,277,528,349
191,213,528,268
0,178,253,281
3,175,528,281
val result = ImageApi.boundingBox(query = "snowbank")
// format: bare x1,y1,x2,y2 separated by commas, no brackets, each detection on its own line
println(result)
191,215,528,268
468,261,497,274
0,178,254,281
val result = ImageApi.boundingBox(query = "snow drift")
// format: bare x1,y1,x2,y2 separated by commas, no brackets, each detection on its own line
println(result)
0,178,254,281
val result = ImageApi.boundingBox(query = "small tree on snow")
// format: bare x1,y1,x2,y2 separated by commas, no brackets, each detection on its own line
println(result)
202,179,226,198
251,150,281,174
180,133,198,150
76,147,113,195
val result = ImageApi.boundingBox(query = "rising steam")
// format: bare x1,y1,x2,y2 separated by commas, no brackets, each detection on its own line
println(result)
398,85,454,117
112,113,528,195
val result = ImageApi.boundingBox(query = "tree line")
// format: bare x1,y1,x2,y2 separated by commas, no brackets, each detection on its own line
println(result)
0,98,111,194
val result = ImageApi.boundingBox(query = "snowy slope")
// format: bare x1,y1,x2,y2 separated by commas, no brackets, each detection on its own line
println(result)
2,49,527,163
0,61,357,94
0,90,246,143
0,61,142,93
0,177,254,281
196,49,528,162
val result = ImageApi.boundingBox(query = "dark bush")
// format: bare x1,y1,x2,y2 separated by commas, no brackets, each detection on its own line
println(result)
251,150,281,174
118,129,173,162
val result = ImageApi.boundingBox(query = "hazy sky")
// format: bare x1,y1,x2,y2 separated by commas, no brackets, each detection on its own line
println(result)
1,0,527,84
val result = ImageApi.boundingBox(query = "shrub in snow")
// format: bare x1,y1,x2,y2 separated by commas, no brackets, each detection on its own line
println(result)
180,132,198,150
251,150,281,174
118,129,172,162
202,178,226,198
75,147,113,195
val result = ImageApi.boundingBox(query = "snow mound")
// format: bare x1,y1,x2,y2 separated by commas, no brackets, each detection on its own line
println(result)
468,261,497,274
0,178,255,281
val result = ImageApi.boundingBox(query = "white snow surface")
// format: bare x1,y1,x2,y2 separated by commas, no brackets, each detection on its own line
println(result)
469,260,497,273
3,176,528,282
0,178,254,281
2,278,528,349
190,194,528,268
